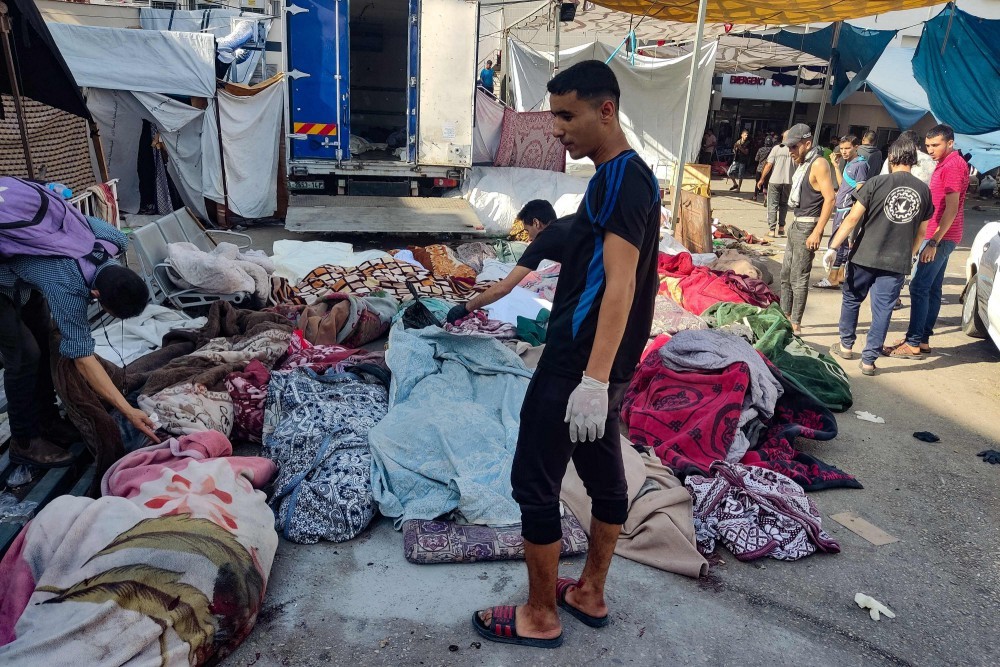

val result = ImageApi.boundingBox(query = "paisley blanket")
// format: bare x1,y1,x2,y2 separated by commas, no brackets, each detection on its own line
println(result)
686,461,840,561
0,431,278,665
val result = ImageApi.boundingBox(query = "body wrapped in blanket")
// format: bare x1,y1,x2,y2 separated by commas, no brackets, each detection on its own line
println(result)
0,431,278,665
369,323,533,527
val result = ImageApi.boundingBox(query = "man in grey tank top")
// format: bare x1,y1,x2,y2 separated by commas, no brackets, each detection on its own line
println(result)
778,123,837,333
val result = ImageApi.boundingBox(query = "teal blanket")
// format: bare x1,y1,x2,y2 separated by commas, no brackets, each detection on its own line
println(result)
369,323,532,527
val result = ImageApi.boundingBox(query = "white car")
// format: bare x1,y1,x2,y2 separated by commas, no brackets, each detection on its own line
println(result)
962,221,1000,349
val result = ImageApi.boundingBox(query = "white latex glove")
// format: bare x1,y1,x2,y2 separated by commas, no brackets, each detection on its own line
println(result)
822,248,837,272
855,593,896,621
564,374,610,443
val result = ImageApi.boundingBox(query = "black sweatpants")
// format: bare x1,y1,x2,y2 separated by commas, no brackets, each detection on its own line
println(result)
0,292,60,440
511,368,629,545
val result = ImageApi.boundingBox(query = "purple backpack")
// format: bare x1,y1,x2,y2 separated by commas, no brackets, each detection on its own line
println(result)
0,176,120,284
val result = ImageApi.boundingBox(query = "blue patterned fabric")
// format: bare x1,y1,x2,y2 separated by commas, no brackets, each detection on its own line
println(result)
369,323,533,527
0,216,127,358
263,366,388,544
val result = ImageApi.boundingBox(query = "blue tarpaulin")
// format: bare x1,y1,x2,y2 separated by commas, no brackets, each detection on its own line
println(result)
747,24,897,104
913,5,1000,135
868,84,928,130
868,45,1000,174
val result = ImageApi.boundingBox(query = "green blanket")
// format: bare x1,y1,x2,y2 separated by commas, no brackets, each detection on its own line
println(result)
703,302,853,412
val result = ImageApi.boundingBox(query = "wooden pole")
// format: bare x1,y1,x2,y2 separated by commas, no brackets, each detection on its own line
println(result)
0,1,34,178
88,120,110,183
213,94,232,229
669,0,708,227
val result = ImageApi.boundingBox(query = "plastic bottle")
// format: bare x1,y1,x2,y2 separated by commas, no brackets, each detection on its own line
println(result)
46,182,73,199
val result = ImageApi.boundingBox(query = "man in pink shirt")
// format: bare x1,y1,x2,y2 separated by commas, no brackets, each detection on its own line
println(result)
886,124,969,358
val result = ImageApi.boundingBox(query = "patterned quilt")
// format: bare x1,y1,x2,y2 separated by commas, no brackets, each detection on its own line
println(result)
262,365,389,544
288,258,480,305
686,461,840,561
493,108,567,172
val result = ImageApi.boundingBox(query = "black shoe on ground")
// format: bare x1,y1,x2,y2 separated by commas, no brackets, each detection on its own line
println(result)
9,437,75,469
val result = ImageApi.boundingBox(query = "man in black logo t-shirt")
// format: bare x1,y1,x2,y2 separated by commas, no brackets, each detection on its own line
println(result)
828,136,934,376
474,61,660,648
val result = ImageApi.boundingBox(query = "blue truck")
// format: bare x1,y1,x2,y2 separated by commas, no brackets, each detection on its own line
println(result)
283,0,479,197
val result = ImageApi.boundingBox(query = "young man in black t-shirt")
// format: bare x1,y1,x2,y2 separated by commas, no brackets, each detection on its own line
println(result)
446,204,566,323
829,136,934,376
474,60,660,648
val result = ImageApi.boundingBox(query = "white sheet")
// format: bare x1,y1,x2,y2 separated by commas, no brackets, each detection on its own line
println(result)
508,40,717,181
270,240,393,283
455,166,589,236
483,286,552,326
477,258,516,283
218,82,284,218
86,90,223,216
47,23,216,97
473,88,506,164
140,9,273,85
93,305,207,367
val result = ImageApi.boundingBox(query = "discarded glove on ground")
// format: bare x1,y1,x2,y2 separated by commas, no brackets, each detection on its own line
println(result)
855,411,885,424
855,593,896,621
912,431,940,443
977,450,1000,465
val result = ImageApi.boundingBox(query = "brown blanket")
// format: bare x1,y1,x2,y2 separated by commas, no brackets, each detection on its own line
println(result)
51,302,291,491
560,436,709,578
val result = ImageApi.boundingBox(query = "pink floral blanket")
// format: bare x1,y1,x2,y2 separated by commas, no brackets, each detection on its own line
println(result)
0,431,278,665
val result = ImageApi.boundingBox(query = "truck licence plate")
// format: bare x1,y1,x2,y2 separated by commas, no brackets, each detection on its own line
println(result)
292,180,325,190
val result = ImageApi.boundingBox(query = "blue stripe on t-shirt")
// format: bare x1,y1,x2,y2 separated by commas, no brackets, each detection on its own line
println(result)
571,151,638,337
572,230,605,338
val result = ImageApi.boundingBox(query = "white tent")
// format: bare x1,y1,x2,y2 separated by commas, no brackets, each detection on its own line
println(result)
507,39,718,183
48,23,283,219
139,8,271,86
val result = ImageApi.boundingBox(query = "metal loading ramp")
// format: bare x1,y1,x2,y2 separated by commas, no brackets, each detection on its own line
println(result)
284,196,487,235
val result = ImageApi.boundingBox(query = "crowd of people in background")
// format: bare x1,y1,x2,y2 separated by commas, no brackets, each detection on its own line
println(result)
702,119,975,374
734,121,971,375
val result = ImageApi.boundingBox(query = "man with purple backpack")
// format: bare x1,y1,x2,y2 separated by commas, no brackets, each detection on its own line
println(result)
1,176,157,467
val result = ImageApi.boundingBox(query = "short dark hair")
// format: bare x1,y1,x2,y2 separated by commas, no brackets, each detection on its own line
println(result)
898,130,927,154
888,136,918,167
926,123,955,142
839,134,859,146
547,60,620,108
95,265,149,319
517,199,557,226
862,130,877,143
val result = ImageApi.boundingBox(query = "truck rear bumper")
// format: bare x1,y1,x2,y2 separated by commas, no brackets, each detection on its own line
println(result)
289,159,462,180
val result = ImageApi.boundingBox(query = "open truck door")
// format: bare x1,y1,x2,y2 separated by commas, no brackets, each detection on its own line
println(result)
417,0,476,168
287,0,350,162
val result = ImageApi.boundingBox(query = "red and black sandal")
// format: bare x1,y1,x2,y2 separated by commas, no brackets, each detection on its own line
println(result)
472,605,563,648
556,578,610,628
